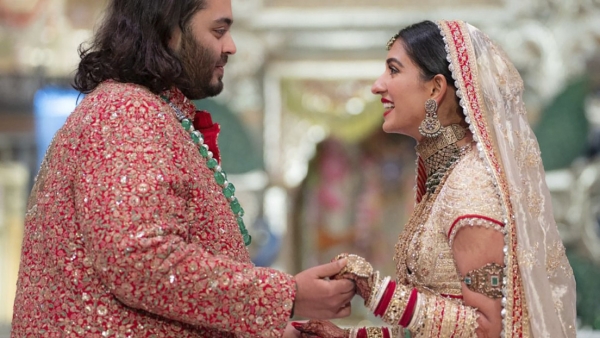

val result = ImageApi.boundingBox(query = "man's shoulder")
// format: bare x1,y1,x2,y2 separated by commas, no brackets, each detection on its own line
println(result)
83,81,162,108
74,81,172,128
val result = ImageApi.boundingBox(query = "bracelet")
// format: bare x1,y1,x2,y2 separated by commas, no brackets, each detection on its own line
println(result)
407,292,423,331
354,327,390,338
366,327,383,338
370,276,391,312
374,281,395,317
381,284,410,325
407,292,478,337
366,271,381,309
399,288,418,327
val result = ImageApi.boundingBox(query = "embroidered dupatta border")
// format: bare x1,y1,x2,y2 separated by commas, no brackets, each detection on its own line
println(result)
437,20,524,338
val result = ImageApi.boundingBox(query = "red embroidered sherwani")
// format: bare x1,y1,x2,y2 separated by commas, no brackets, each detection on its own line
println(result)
11,81,296,337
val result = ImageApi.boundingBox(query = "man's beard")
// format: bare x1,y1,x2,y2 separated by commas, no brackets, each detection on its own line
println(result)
178,32,227,100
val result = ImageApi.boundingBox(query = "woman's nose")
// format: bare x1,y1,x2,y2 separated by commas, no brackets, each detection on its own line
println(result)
371,76,385,95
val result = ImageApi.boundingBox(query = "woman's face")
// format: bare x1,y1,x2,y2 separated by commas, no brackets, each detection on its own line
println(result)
371,39,432,141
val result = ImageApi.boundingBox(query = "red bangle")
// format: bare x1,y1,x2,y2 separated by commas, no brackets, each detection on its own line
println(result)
374,281,396,317
357,328,367,338
399,288,419,327
382,327,390,338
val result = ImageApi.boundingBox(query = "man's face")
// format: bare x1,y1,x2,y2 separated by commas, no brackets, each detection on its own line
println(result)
177,0,236,100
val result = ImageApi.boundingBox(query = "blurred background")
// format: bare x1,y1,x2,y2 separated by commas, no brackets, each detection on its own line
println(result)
1,0,600,336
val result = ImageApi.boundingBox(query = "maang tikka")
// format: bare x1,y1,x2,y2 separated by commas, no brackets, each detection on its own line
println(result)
419,98,442,138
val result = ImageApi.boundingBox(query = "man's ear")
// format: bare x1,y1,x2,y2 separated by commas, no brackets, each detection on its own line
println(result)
169,26,183,52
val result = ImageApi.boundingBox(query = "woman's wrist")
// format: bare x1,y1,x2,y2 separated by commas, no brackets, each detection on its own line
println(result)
350,327,391,338
368,280,418,328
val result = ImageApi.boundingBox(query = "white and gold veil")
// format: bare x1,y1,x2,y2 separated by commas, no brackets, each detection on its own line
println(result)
431,20,577,337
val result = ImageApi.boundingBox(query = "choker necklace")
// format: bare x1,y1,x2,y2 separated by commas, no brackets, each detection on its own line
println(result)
416,124,469,194
161,95,251,246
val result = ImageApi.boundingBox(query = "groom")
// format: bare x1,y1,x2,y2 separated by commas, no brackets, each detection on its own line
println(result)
10,0,354,337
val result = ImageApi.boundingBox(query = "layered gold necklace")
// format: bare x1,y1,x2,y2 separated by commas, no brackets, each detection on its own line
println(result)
416,124,468,194
395,124,471,284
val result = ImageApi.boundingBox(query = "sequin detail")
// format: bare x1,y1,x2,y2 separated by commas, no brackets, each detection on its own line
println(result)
395,147,505,298
11,81,295,337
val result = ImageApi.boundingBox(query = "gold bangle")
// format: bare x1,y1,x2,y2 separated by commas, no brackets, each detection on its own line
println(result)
382,284,410,325
409,292,479,338
365,327,383,338
366,271,381,309
369,276,390,312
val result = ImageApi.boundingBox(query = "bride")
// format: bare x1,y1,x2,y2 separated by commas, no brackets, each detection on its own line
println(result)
294,20,576,338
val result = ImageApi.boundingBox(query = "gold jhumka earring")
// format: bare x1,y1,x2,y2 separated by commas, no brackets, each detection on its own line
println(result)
418,98,442,138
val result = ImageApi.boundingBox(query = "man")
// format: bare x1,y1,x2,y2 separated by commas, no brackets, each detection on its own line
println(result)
11,0,355,337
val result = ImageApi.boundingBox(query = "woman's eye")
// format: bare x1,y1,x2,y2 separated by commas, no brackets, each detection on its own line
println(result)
389,66,399,75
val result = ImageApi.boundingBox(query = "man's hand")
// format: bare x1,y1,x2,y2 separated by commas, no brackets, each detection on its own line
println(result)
336,274,371,302
293,259,355,319
330,254,374,302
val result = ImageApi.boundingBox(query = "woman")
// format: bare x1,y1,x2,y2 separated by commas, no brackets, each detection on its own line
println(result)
294,20,576,338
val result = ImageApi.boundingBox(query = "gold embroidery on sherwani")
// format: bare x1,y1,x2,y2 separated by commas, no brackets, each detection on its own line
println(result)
12,81,297,338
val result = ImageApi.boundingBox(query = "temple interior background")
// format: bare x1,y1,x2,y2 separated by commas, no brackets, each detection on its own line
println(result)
1,0,600,336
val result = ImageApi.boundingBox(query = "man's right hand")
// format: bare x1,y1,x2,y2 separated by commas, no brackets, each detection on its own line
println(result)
292,259,356,319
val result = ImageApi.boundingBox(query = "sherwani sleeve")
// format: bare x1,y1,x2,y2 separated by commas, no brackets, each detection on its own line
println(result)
73,91,295,337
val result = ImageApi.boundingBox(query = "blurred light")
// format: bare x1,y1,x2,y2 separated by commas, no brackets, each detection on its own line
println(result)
33,87,81,169
346,97,365,115
307,125,327,143
264,186,288,236
302,93,332,113
284,160,308,188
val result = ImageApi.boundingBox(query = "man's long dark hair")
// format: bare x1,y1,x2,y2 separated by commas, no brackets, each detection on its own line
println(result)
73,0,205,94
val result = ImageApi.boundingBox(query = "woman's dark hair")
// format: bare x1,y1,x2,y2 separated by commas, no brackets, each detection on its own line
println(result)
73,0,205,94
396,20,454,87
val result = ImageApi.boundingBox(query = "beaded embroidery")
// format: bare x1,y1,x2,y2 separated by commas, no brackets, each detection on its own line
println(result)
161,96,251,246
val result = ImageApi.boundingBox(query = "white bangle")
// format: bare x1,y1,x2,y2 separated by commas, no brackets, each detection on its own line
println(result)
407,292,422,330
365,271,380,309
369,276,391,312
367,278,381,311
349,327,359,338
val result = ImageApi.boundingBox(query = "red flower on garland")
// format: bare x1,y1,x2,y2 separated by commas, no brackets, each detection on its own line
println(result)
193,110,221,164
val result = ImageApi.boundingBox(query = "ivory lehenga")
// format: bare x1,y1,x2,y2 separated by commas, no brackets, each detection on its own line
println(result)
332,21,576,338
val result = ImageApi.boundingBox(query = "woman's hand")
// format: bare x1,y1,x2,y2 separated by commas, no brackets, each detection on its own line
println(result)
293,259,355,319
293,320,349,338
283,322,304,338
330,253,375,302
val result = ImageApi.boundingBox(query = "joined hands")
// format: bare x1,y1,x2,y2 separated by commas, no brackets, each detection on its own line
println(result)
293,253,378,338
